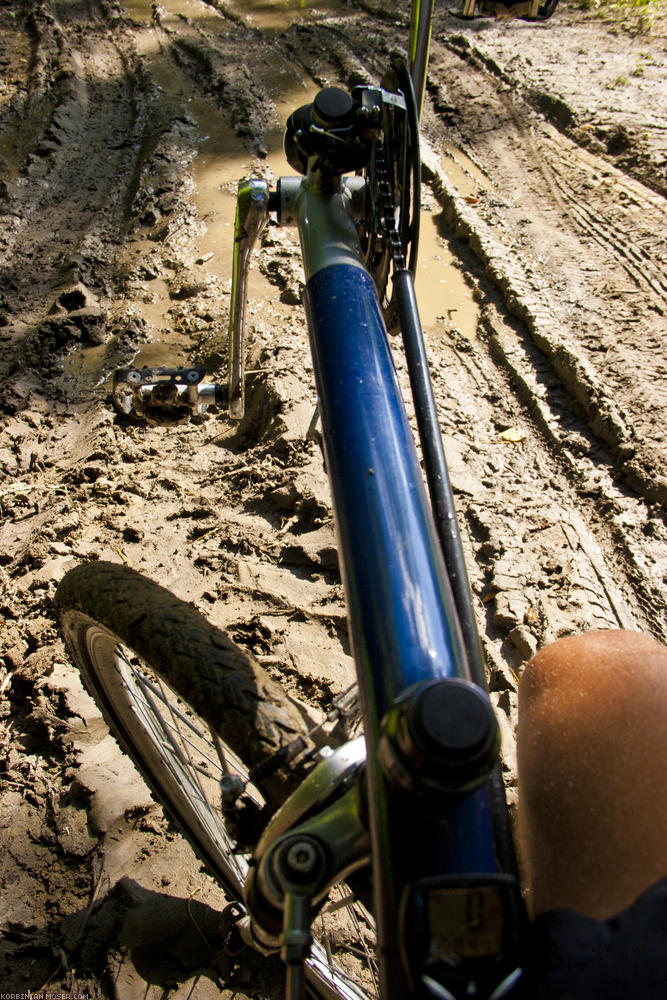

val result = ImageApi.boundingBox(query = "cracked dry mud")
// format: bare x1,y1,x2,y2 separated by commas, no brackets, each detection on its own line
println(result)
1,0,666,995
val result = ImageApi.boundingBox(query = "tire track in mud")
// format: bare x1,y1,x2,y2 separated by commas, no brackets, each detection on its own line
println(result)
425,32,667,495
425,318,649,649
2,1,142,293
548,164,667,302
413,32,667,647
0,0,180,406
420,151,667,641
527,125,667,306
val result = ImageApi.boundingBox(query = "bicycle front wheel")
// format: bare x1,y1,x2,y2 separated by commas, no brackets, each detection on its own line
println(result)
56,562,376,1000
57,561,311,894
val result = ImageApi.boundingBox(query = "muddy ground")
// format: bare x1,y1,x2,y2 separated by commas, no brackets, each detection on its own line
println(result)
1,0,666,995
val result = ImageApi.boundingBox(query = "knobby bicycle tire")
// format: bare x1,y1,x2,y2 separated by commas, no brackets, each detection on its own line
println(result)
56,561,376,1000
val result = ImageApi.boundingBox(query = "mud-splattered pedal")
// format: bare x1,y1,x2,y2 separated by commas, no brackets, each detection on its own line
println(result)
112,365,224,422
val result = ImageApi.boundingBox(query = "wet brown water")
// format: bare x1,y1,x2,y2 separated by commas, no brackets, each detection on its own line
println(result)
417,208,479,338
63,0,484,387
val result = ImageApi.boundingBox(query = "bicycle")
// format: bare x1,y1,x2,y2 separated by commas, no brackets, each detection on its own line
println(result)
56,2,526,997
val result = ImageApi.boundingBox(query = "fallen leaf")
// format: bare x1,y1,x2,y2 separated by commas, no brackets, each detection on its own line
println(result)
498,427,526,443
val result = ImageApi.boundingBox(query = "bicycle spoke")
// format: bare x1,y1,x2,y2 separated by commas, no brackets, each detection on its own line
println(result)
211,728,231,774
129,683,227,778
128,662,208,739
122,651,249,785
338,888,379,997
323,893,357,915
116,645,218,815
157,672,218,807
119,649,245,779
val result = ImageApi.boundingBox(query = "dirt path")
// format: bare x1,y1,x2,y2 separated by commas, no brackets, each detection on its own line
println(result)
1,0,666,995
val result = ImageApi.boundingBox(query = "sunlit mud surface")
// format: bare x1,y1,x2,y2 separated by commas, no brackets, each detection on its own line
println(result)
1,0,666,994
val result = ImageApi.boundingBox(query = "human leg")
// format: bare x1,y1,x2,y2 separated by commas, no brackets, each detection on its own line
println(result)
516,629,667,920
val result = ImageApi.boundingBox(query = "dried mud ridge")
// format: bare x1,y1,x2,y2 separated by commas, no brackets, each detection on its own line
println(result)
1,0,666,995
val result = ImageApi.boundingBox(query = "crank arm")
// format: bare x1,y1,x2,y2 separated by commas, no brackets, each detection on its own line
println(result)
228,178,272,420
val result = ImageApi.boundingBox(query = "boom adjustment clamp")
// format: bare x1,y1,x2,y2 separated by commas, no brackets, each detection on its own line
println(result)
378,678,500,799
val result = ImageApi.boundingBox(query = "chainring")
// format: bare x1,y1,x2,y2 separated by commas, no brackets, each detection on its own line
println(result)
360,57,421,319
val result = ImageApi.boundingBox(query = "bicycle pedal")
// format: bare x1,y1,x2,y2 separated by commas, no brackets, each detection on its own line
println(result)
112,365,224,422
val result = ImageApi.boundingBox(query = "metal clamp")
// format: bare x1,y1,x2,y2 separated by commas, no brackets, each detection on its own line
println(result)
242,739,369,952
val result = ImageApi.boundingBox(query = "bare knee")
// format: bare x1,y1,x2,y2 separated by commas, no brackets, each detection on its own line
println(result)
520,629,667,708
517,630,667,919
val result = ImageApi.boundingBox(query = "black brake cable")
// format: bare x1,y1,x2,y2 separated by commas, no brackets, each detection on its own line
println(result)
378,66,522,880
377,64,486,691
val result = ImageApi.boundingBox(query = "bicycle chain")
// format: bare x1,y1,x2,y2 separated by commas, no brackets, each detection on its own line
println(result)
375,139,408,274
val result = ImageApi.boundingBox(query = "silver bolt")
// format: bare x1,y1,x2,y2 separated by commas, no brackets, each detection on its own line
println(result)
220,774,244,804
286,841,318,875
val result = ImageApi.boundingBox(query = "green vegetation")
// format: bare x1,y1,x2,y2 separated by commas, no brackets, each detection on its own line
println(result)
576,0,664,33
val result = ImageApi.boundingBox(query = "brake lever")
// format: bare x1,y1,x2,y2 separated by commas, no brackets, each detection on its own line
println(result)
228,178,272,419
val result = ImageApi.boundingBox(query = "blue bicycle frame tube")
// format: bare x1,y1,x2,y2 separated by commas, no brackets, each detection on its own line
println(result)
307,262,467,707
289,177,468,714
291,177,506,998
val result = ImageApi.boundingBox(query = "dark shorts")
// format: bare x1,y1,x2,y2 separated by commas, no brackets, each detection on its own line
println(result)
518,876,667,999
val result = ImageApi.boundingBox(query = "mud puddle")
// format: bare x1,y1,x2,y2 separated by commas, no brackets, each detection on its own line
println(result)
60,0,325,391
227,0,351,30
64,0,486,386
417,187,484,339
440,142,489,200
